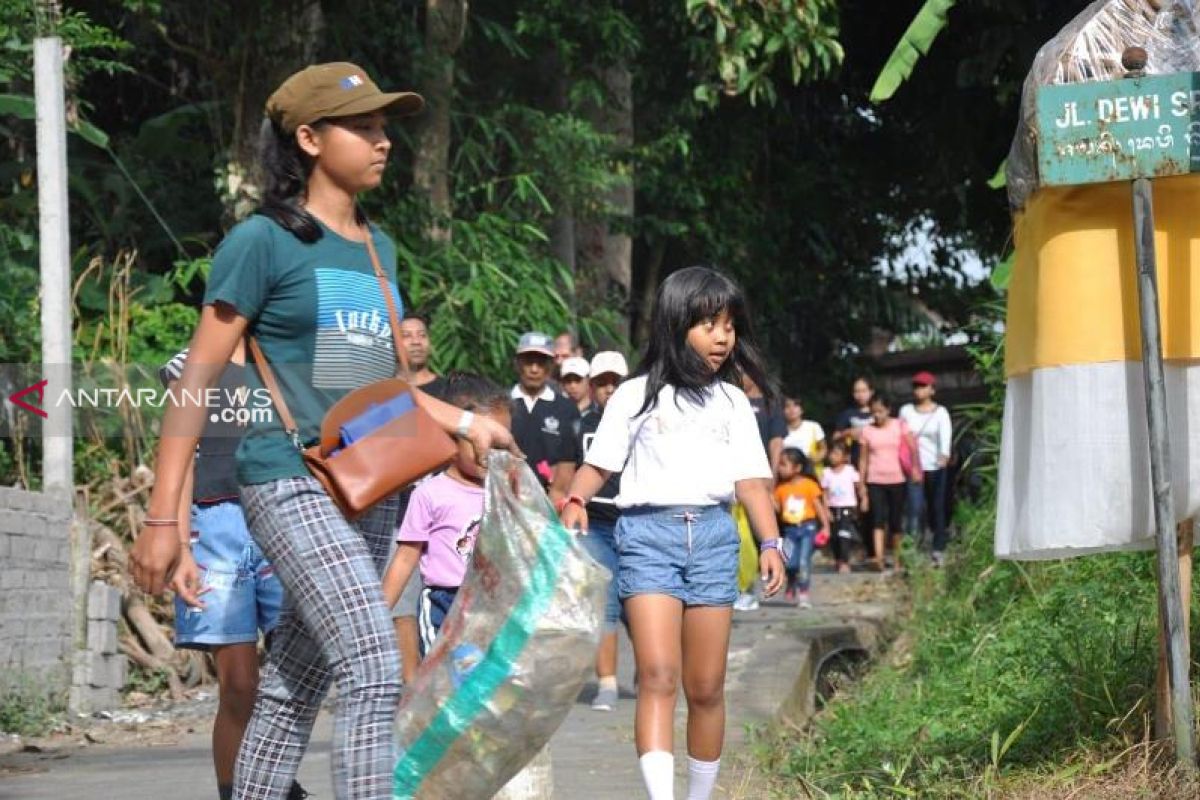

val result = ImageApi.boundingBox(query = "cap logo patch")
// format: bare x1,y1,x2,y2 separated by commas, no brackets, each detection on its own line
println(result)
340,75,365,89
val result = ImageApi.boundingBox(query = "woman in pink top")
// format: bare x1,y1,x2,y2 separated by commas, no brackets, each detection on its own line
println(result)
859,392,921,573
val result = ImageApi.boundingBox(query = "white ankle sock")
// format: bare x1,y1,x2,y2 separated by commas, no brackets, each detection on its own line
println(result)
685,756,720,800
638,750,675,800
599,674,618,692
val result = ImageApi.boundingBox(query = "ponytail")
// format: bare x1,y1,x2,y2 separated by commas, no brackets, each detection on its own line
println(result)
255,117,366,243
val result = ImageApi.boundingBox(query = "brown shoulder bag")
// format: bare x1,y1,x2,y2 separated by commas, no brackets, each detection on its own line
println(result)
248,232,457,518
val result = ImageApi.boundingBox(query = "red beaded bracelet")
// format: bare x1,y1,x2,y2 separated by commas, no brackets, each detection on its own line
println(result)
554,495,586,514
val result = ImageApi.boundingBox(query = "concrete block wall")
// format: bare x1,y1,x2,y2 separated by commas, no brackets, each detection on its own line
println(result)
70,581,126,712
0,486,75,694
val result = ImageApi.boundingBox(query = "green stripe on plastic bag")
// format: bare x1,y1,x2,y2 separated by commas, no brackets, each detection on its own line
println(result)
393,518,572,798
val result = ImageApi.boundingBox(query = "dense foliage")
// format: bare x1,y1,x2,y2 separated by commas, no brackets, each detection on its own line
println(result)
0,0,1082,480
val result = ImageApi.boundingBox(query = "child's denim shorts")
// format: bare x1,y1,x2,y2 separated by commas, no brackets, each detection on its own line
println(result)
615,504,738,607
174,499,283,649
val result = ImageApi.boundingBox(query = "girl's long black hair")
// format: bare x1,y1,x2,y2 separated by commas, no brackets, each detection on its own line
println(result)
256,117,367,243
634,266,776,415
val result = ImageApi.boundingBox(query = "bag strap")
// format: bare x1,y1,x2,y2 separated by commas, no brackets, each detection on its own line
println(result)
246,335,303,450
914,404,937,438
362,231,410,376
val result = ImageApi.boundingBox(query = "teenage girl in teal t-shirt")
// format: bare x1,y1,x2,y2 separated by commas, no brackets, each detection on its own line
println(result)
130,63,516,800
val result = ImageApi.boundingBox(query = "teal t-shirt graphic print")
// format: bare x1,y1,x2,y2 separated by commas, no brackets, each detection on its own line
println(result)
203,214,404,485
312,267,397,388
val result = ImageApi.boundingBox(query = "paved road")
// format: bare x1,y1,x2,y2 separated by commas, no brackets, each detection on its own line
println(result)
0,570,893,799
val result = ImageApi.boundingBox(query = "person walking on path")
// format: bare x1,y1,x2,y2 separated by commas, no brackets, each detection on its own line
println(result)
832,377,873,465
129,63,515,800
392,314,448,685
398,315,447,398
899,371,953,566
553,330,582,377
773,448,830,608
732,374,785,612
158,346,307,800
859,392,921,574
821,441,864,574
382,374,510,654
560,355,594,415
782,395,825,468
833,377,875,562
510,331,580,506
561,267,785,800
570,350,630,712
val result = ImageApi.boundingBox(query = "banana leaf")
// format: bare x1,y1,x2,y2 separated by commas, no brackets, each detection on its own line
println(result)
868,0,957,103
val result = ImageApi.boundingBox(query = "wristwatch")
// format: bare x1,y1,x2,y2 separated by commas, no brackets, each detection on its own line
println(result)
455,410,475,438
759,538,784,555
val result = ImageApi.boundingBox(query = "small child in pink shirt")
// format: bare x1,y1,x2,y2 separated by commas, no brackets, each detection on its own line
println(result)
382,374,511,655
820,441,865,573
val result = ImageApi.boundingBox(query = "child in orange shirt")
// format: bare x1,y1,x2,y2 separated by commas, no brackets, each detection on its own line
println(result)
774,448,830,608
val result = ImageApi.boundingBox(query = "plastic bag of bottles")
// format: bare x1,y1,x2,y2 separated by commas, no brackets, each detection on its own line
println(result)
393,451,610,798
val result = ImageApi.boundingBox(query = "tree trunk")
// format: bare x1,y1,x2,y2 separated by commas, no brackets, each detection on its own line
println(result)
412,0,468,243
575,63,634,342
549,213,576,275
634,236,667,348
543,59,576,275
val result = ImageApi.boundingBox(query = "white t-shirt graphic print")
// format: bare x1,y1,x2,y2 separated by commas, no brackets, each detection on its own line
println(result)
584,376,772,507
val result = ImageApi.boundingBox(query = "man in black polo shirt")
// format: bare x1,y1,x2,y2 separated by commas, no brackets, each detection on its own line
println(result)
511,331,579,505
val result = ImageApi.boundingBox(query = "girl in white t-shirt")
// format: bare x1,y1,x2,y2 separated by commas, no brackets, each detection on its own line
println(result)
562,267,785,800
782,395,826,466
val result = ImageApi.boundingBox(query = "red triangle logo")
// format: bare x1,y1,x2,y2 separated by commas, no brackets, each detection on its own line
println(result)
9,379,48,419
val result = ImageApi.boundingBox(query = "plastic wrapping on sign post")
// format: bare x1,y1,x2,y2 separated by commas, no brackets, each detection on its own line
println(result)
392,451,610,799
1005,0,1200,211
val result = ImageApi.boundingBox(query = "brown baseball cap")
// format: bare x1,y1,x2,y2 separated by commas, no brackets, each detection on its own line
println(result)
266,62,424,134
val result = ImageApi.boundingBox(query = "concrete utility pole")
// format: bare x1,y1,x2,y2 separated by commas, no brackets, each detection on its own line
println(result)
35,20,87,705
35,23,72,490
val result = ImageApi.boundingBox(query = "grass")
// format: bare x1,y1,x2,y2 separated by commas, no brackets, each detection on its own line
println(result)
754,491,1200,798
753,314,1200,797
0,672,66,737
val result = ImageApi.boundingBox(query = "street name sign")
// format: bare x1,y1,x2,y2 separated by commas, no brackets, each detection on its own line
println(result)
1036,72,1200,187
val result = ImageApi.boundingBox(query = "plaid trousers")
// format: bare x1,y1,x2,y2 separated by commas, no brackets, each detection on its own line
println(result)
234,477,401,800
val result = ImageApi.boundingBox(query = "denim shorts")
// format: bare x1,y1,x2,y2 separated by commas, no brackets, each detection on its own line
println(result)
174,499,283,649
579,517,622,629
615,504,738,607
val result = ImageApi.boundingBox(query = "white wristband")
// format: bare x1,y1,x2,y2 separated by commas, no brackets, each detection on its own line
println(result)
455,410,475,438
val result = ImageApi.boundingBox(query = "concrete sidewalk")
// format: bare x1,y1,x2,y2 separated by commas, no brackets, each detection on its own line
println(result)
0,570,902,800
550,570,902,799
